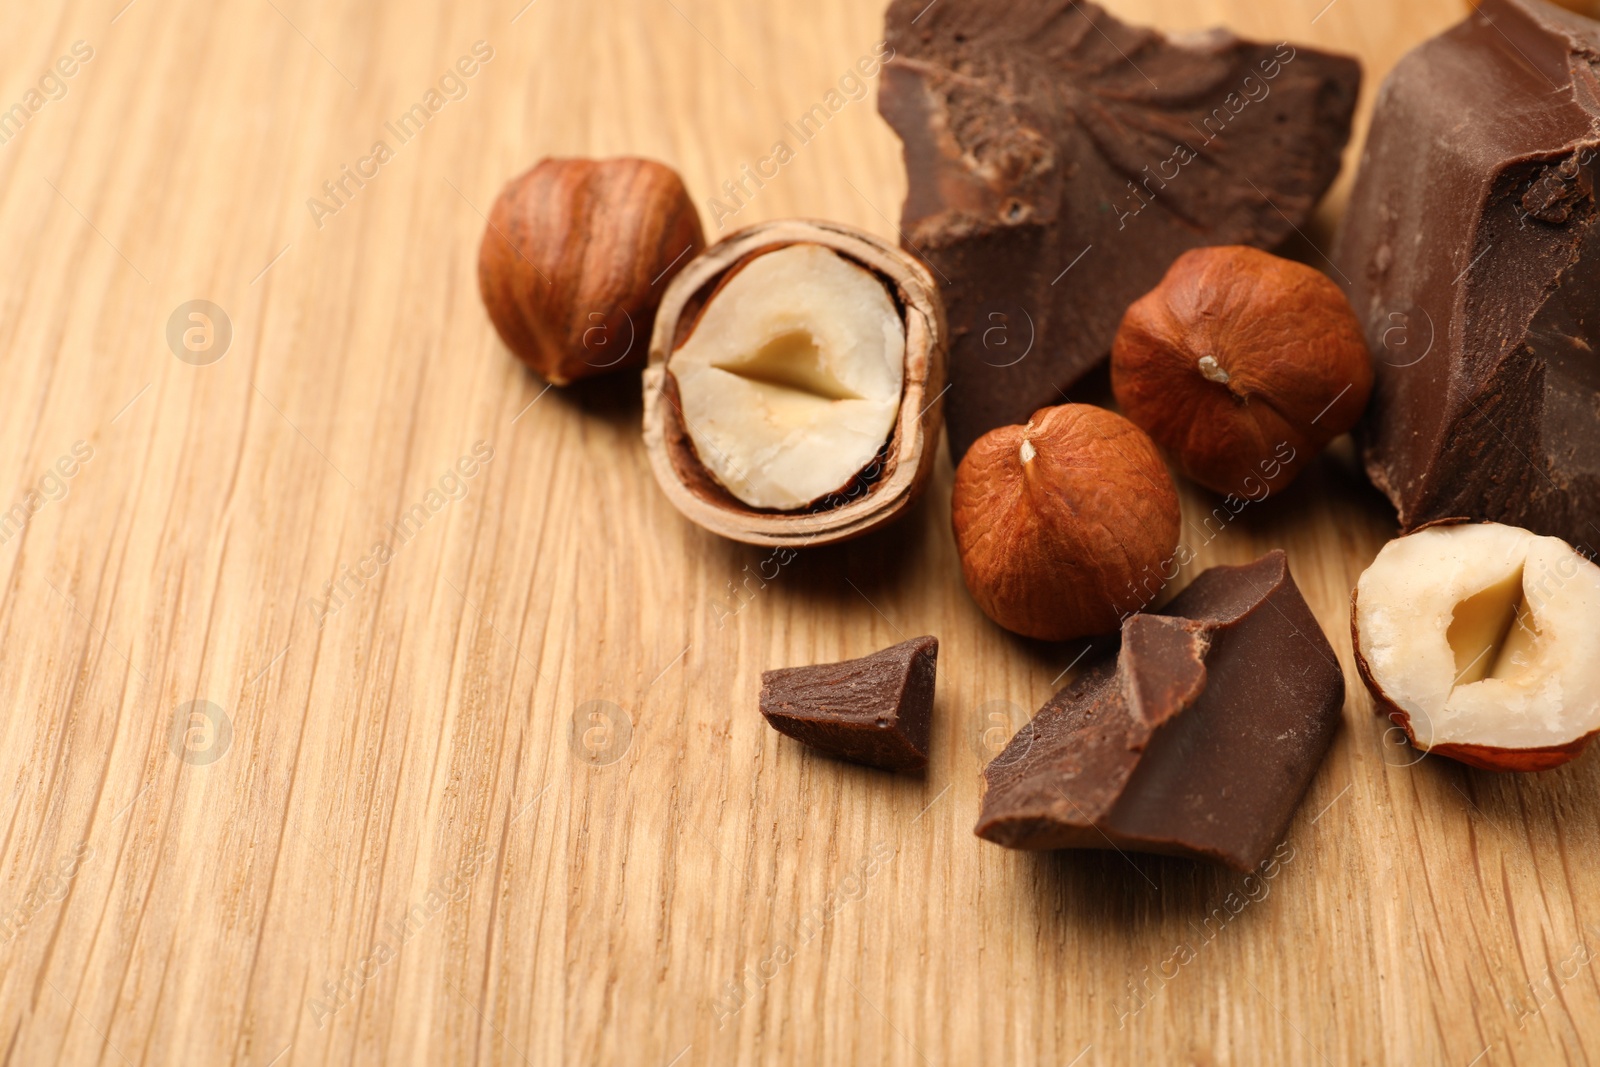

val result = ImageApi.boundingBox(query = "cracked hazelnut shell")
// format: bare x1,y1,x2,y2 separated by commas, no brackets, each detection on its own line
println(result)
1111,246,1373,497
951,404,1181,641
478,157,705,385
642,219,947,547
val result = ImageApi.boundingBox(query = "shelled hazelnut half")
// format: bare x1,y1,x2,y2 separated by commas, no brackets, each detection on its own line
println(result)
642,219,946,547
1353,521,1600,771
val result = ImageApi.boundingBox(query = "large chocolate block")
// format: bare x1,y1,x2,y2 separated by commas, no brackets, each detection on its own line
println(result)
879,0,1360,459
1336,0,1600,550
975,552,1343,871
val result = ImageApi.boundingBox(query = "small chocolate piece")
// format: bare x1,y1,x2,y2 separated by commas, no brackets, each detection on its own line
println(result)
1336,0,1600,550
975,551,1342,870
879,0,1361,459
760,637,937,771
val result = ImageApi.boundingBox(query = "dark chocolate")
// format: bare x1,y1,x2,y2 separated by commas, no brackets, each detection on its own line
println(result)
975,551,1343,871
1336,0,1600,550
879,0,1361,458
760,636,937,771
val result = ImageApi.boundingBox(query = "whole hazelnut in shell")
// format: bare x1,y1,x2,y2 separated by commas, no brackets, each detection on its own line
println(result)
952,404,1181,641
1111,246,1372,496
478,157,705,385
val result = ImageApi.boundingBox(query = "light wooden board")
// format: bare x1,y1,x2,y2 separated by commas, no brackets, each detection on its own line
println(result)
3,0,1598,1063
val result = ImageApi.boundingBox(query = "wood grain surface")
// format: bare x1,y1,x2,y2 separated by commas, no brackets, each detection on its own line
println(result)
3,0,1597,1064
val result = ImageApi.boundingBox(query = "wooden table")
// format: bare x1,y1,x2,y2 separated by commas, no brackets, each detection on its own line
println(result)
4,0,1596,1063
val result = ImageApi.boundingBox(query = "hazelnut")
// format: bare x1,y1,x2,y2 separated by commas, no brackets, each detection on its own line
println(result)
1111,246,1373,496
643,219,946,547
478,157,705,385
670,243,904,510
1352,520,1600,772
951,404,1181,641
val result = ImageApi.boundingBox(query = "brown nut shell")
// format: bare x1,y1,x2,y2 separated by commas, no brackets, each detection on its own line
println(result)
478,157,705,385
1112,245,1373,496
951,404,1181,641
642,219,947,548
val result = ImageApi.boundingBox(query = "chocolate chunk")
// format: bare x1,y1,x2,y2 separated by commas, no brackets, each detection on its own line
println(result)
760,636,937,771
975,551,1343,870
879,0,1361,458
1335,0,1600,550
